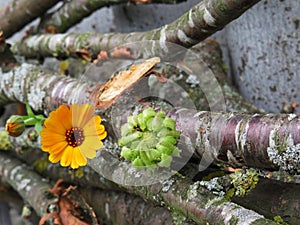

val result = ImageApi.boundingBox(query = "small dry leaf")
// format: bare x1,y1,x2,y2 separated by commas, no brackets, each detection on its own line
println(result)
0,31,5,43
93,50,109,64
225,166,243,173
70,48,92,62
45,25,58,34
110,46,135,59
39,179,98,225
129,0,151,4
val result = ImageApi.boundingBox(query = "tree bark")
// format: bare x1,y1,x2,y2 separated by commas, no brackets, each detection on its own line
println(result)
36,0,187,34
0,62,299,173
0,0,61,38
11,0,261,59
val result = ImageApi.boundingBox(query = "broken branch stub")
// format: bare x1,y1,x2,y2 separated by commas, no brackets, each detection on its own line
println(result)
91,57,161,108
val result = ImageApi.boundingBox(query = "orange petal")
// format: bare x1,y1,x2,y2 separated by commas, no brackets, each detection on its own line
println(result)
74,148,87,166
71,104,94,128
40,131,66,146
43,141,68,155
60,146,73,167
43,117,66,135
79,137,103,159
83,117,106,136
56,105,72,130
49,150,64,163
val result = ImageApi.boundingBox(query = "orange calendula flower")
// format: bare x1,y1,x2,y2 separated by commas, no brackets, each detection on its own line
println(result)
40,104,107,169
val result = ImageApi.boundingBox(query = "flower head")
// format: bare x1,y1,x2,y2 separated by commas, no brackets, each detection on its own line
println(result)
40,104,107,169
6,115,25,137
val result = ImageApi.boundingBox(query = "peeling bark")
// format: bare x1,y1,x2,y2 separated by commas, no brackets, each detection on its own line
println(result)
0,151,198,224
0,0,61,38
12,0,261,59
174,110,300,173
0,62,299,173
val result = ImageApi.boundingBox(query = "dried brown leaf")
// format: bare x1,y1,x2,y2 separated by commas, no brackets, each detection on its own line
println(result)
110,46,135,59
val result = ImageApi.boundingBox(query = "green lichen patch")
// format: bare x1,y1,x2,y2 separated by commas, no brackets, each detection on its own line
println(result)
267,143,300,174
0,130,13,150
230,168,259,197
118,107,181,169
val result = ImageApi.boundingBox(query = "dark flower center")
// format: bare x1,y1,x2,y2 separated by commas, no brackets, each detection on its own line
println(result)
65,127,84,147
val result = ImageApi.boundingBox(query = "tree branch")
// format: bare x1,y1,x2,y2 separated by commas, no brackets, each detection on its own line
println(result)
37,0,187,34
11,0,261,59
0,0,61,38
0,61,299,173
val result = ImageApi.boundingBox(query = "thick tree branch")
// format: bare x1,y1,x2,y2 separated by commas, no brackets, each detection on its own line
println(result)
11,0,261,59
80,187,197,225
0,62,299,173
0,0,61,38
37,0,186,34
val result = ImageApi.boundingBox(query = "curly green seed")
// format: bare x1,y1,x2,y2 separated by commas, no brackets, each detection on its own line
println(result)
118,107,181,169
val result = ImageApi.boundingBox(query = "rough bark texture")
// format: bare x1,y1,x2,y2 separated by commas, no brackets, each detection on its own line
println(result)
0,151,52,217
233,178,300,224
0,62,299,173
11,0,261,59
37,0,186,34
0,0,61,38
223,0,300,113
1,149,275,224
175,110,300,172
80,187,197,225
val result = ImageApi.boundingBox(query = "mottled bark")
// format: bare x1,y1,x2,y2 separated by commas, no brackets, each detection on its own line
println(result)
0,201,12,225
37,0,186,34
174,110,300,173
233,178,300,225
0,0,61,38
0,151,53,217
0,146,275,224
0,63,91,113
12,0,261,59
0,63,299,173
80,187,197,225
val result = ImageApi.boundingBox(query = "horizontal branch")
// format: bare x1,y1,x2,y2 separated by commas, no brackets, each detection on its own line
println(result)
37,0,186,34
0,62,299,173
1,141,275,224
0,0,61,38
12,0,261,59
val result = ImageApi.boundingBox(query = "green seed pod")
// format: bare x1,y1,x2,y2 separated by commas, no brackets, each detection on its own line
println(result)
156,143,173,155
159,136,177,145
157,129,180,138
139,150,152,166
119,108,181,169
118,132,142,146
137,113,147,131
142,107,156,119
163,117,176,130
120,123,134,136
158,154,172,167
120,147,134,160
127,115,138,127
145,148,161,162
150,111,164,132
132,157,145,167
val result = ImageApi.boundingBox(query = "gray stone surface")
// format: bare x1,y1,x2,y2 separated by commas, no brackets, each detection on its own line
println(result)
223,0,300,113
